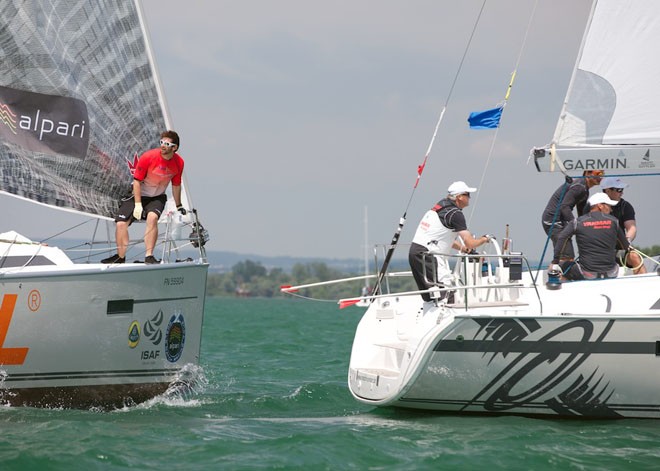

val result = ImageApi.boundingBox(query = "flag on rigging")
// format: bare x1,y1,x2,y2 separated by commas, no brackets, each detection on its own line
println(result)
467,105,503,129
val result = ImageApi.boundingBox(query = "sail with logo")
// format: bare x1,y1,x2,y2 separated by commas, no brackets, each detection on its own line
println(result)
0,1,209,410
532,0,660,174
0,0,178,218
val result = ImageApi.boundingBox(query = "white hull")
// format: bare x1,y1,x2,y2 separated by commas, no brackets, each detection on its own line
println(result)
348,270,660,418
0,253,208,409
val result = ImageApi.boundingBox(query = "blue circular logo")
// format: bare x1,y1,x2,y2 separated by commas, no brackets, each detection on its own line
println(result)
165,313,186,362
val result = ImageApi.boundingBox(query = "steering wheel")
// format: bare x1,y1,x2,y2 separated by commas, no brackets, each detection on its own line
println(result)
451,237,505,301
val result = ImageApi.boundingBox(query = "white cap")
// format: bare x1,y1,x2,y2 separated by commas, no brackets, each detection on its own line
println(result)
588,192,618,206
600,176,628,189
448,181,477,196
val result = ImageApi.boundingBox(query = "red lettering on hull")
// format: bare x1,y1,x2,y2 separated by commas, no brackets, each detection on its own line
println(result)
0,294,29,364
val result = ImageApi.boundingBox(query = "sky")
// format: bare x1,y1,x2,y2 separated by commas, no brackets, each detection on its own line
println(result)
8,0,660,262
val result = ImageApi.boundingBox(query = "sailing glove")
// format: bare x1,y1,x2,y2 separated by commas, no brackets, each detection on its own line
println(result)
133,202,143,220
177,205,187,215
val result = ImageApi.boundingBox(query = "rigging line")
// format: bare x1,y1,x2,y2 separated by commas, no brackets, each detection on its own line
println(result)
38,218,95,244
533,176,572,283
284,291,341,304
468,0,540,225
634,249,660,267
408,0,488,203
371,0,488,298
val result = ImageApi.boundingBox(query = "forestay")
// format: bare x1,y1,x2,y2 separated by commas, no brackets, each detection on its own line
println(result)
533,0,660,174
0,0,173,219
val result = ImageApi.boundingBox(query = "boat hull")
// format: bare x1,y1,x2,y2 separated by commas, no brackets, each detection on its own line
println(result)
348,275,660,419
0,262,208,409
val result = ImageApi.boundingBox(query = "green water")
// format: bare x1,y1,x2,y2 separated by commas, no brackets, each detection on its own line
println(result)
1,298,660,470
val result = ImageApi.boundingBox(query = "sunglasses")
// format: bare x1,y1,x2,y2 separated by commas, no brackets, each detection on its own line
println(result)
159,139,177,148
460,193,471,198
606,188,624,193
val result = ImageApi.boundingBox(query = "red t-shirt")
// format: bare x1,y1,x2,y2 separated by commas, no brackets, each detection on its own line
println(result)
133,148,184,197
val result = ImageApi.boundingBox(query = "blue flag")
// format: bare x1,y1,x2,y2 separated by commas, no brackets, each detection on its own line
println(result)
468,106,503,129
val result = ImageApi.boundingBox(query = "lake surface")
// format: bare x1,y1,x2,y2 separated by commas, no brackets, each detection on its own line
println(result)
2,297,659,470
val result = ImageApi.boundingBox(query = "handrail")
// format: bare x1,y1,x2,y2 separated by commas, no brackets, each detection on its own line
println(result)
353,245,544,312
281,240,544,313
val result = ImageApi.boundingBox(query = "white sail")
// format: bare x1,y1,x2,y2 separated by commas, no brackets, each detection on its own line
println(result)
534,0,660,174
0,0,174,218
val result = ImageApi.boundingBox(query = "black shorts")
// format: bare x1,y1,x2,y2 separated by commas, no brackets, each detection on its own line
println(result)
115,194,167,223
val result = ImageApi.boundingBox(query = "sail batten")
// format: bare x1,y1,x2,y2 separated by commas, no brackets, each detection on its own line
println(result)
534,0,660,174
0,0,172,218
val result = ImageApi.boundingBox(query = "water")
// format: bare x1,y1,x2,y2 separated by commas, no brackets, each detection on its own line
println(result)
2,298,660,470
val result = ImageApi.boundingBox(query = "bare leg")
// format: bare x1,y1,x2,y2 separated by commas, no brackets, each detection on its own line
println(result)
144,212,159,257
116,221,129,258
627,252,647,274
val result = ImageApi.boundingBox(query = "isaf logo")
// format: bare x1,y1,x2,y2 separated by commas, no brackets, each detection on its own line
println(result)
141,310,164,361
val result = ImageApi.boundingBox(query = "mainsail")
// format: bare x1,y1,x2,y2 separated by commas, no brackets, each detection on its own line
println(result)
0,0,171,219
533,0,660,175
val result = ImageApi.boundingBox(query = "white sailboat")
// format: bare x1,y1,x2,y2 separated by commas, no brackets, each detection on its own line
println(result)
284,0,660,419
0,1,209,408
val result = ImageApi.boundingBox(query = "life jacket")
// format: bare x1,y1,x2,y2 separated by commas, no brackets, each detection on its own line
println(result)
431,199,462,229
411,199,461,253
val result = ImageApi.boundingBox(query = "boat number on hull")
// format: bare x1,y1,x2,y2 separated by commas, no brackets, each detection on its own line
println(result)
164,277,184,286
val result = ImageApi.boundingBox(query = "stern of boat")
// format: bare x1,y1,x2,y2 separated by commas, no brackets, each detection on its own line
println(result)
348,294,449,405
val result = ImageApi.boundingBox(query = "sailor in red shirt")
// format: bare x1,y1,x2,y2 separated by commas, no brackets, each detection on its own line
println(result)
102,130,186,264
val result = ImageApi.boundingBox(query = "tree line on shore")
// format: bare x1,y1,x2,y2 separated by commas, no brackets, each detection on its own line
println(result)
206,245,660,298
206,259,415,299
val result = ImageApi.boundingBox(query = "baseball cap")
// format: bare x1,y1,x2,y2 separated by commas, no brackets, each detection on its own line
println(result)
448,181,477,196
600,176,628,189
588,192,618,206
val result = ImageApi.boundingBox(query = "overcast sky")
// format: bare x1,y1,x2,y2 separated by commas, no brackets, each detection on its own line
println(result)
138,0,660,259
11,0,660,262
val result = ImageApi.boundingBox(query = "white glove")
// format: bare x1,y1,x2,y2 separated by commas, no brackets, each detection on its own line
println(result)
133,202,143,220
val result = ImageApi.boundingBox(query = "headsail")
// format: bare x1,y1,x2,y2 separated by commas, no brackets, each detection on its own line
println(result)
533,0,660,175
0,0,172,219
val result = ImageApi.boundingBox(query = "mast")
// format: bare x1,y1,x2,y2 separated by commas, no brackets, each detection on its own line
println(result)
363,206,369,290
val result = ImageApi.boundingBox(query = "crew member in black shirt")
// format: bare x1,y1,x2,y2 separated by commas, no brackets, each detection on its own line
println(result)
551,192,629,280
541,169,603,261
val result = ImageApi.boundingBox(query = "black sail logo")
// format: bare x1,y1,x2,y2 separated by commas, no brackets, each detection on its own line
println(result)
0,86,89,159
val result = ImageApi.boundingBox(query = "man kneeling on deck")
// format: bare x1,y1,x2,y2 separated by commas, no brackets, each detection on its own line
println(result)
551,192,630,280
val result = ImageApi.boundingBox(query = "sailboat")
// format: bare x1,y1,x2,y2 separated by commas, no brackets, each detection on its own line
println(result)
0,1,209,409
283,0,660,419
